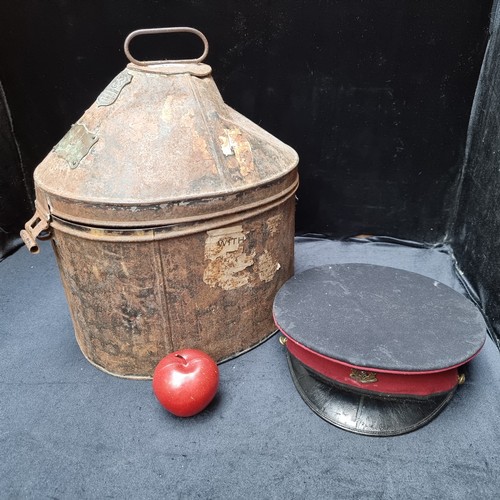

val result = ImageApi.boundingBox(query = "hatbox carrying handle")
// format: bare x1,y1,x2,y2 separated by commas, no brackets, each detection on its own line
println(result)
124,27,209,66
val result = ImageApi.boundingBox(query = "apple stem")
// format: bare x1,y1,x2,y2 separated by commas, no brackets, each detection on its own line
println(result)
175,354,187,363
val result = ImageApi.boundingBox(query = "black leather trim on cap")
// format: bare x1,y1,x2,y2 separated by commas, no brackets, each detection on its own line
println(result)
287,353,456,437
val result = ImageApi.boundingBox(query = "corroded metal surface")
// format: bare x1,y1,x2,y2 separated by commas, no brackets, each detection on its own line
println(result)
20,208,50,254
23,27,299,378
53,123,98,169
52,198,295,377
33,62,298,226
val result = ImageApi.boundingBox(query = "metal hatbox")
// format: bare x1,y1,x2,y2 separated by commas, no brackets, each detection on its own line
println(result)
21,28,299,378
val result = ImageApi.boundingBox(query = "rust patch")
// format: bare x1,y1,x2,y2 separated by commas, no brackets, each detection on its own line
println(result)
219,128,255,177
256,250,280,283
203,225,255,290
120,261,130,277
91,264,101,281
193,134,218,175
161,95,175,122
266,214,283,235
161,93,194,127
127,112,159,143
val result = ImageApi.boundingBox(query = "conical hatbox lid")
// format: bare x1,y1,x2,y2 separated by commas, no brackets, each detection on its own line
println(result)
34,28,298,227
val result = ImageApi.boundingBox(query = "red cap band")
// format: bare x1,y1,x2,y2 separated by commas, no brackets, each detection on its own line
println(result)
284,334,459,397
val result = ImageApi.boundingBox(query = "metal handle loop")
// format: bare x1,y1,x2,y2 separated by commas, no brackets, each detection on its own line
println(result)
124,27,209,66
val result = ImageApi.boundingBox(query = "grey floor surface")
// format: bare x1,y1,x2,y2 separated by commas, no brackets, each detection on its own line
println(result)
1,237,499,499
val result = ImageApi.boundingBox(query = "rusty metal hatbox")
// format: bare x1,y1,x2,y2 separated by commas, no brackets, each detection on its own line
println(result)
21,27,299,378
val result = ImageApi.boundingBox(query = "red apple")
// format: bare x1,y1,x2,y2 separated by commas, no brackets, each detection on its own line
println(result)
152,349,219,417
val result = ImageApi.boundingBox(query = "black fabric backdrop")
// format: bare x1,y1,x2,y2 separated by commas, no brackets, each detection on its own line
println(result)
0,0,491,243
0,80,32,260
452,0,500,354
